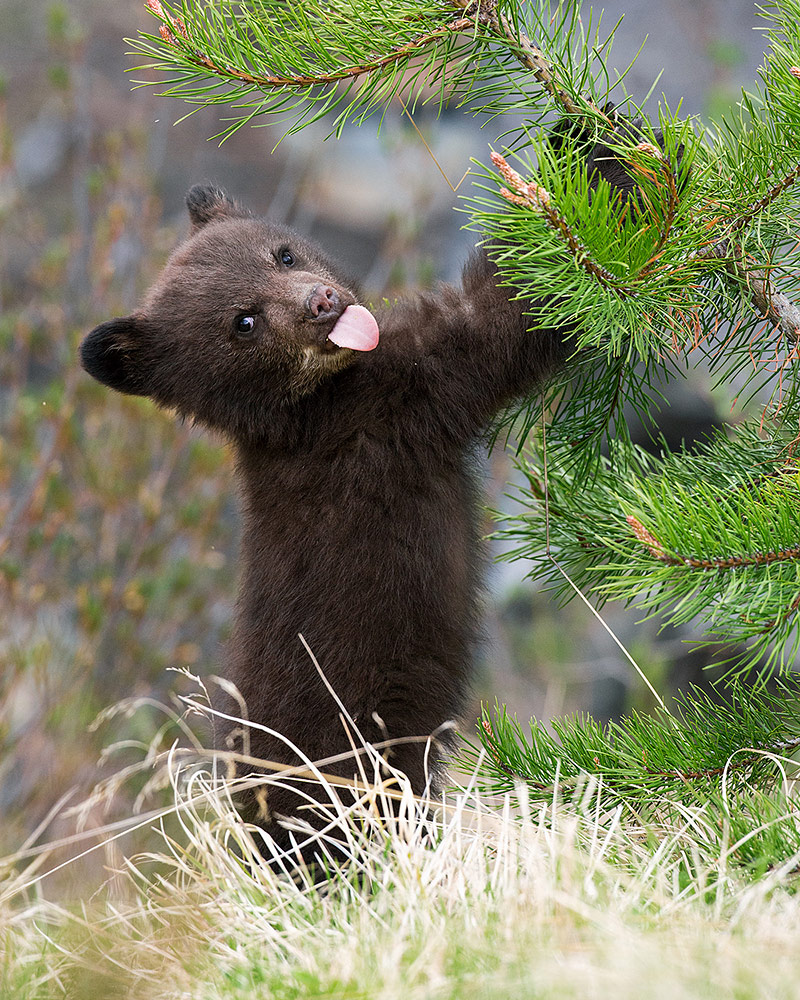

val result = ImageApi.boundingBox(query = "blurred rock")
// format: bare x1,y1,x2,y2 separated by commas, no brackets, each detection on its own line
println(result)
13,112,72,189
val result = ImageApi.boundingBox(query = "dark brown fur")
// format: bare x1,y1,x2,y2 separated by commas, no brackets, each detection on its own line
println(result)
81,135,651,857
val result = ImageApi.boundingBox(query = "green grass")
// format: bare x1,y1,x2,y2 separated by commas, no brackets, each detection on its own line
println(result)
3,690,800,1000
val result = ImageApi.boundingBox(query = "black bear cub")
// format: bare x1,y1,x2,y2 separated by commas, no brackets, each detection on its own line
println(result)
82,138,645,858
81,184,563,844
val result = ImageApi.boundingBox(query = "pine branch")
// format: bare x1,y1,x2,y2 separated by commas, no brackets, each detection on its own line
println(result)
464,681,800,873
144,0,474,90
466,679,800,807
494,422,800,669
626,515,800,571
131,0,623,141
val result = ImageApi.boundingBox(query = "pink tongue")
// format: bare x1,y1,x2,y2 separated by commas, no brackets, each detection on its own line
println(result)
328,304,379,351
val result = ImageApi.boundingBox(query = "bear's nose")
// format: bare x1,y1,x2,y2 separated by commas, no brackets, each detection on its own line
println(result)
305,284,340,319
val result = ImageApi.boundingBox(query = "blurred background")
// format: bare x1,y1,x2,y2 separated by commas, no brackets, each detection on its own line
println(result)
0,0,770,857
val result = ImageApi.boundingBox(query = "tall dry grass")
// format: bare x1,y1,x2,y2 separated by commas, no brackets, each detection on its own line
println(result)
3,678,800,1000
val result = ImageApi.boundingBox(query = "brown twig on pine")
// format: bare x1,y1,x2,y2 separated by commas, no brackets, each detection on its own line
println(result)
645,735,800,781
626,514,800,570
728,160,800,236
629,142,681,279
757,590,800,633
697,239,800,343
690,157,800,342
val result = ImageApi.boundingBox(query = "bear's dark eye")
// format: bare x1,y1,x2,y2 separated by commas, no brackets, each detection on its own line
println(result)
235,315,257,337
279,249,295,268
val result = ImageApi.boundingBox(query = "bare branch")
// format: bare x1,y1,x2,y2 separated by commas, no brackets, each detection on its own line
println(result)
738,255,800,342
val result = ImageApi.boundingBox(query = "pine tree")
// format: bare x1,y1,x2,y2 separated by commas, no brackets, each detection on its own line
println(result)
130,0,800,838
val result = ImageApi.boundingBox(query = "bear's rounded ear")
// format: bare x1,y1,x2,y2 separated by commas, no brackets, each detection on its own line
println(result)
186,183,247,230
80,316,152,396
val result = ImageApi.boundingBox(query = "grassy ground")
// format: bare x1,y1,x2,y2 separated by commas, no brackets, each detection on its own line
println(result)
3,696,800,1000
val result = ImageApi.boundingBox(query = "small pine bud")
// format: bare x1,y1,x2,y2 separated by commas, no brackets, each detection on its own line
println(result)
626,515,666,560
525,182,551,209
481,718,503,766
635,141,663,159
790,66,800,79
490,151,526,195
499,186,532,209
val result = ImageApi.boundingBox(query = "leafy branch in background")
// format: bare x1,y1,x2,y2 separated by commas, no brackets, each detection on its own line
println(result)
130,0,800,822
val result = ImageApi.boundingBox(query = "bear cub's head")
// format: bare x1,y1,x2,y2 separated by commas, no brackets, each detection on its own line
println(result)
81,184,379,439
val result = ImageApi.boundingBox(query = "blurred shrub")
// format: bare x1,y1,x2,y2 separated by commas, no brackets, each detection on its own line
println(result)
0,10,237,849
